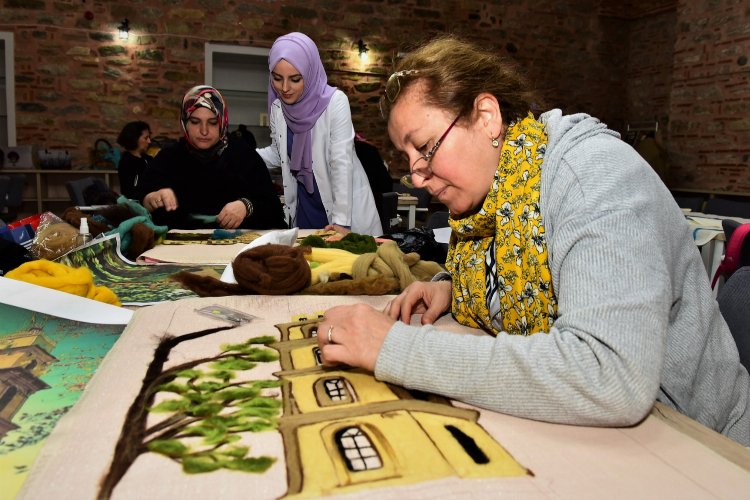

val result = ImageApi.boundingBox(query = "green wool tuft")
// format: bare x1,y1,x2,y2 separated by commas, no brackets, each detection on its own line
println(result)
299,232,377,254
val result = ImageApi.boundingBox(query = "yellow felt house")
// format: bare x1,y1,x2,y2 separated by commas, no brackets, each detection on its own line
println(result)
272,320,528,498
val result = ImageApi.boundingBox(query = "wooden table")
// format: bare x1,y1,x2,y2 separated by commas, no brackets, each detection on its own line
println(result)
18,294,750,499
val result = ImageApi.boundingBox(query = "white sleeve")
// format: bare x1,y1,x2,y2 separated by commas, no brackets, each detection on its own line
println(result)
256,104,282,169
325,92,356,227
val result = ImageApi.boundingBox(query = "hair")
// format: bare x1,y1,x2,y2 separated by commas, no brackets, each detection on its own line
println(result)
116,121,151,151
382,34,541,124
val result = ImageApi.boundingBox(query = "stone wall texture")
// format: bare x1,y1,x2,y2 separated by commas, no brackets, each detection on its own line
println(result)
1,0,748,190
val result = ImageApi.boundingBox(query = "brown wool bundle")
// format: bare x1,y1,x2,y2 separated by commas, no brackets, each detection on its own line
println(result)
32,222,80,260
232,244,310,294
172,243,311,297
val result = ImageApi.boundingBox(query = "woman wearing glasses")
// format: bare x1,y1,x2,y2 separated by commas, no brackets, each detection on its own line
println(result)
317,35,750,446
257,32,382,236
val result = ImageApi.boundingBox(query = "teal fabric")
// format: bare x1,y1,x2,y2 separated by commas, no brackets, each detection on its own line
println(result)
104,196,168,254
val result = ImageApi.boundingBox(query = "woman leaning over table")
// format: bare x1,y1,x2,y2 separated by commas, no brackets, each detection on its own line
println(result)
256,32,382,236
140,85,286,230
316,35,750,446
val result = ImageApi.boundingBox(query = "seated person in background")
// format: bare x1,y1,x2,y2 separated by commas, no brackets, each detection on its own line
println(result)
232,123,257,150
140,85,286,230
315,35,750,446
116,120,153,200
355,132,393,196
257,32,382,236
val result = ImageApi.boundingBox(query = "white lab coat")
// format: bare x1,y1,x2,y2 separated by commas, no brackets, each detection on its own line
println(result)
257,90,383,236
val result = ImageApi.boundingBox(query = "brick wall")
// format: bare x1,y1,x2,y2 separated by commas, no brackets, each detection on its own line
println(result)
668,0,750,192
1,0,748,191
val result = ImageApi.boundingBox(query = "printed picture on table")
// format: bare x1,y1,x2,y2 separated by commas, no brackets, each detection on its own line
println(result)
57,235,224,305
0,303,124,500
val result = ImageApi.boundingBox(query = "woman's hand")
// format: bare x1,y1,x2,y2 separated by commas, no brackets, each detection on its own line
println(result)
217,200,247,229
385,280,452,324
143,188,177,212
317,303,396,371
324,223,351,235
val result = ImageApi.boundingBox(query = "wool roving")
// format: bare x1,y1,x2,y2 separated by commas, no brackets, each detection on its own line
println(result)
232,244,310,294
5,259,121,306
172,244,311,297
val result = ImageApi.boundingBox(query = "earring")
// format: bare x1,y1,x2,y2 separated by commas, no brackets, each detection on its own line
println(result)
491,137,500,148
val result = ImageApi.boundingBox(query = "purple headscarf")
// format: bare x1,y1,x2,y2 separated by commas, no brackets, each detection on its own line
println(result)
268,32,336,193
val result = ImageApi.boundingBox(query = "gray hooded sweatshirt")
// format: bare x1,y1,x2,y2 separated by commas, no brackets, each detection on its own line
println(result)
374,109,750,446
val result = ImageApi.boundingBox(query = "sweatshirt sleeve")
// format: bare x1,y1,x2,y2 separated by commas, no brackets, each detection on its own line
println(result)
375,206,670,427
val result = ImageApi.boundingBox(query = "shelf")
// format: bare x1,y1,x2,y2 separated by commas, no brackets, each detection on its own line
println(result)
1,169,119,217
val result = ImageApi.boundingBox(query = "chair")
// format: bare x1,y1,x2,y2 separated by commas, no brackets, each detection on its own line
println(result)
0,174,26,222
672,194,705,212
426,210,450,258
711,220,750,290
426,210,450,229
704,197,750,218
376,192,400,235
65,176,112,206
393,182,431,224
717,266,750,369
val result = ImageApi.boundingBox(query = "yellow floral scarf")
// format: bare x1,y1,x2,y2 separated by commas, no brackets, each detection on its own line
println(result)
445,114,557,335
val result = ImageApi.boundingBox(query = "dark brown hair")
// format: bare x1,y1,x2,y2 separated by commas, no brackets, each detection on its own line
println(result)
116,120,151,151
382,34,541,123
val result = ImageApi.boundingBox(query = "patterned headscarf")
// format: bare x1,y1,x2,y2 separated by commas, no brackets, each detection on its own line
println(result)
180,85,229,158
268,32,336,193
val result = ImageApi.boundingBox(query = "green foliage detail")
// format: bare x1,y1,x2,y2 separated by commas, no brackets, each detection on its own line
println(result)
206,370,235,382
224,456,275,472
214,387,260,402
145,339,282,475
210,358,258,371
246,349,279,362
146,439,188,457
175,369,202,379
194,381,224,392
150,399,190,413
154,382,188,394
182,455,222,474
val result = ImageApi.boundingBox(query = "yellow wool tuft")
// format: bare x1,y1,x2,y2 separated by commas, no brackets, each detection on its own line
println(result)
6,259,122,306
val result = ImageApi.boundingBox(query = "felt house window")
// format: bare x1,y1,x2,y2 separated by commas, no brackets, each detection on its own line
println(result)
335,427,383,472
445,425,490,464
325,378,348,401
314,376,357,407
313,347,322,365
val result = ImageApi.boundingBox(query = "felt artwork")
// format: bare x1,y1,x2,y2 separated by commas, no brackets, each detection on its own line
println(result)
56,235,223,306
136,231,263,265
19,295,750,499
0,302,125,500
160,230,262,246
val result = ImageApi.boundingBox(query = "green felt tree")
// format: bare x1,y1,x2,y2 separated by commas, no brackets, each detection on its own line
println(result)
99,330,282,499
144,336,282,474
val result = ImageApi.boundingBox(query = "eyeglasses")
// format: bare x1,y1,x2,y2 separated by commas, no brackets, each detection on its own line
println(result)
401,114,460,188
379,69,420,119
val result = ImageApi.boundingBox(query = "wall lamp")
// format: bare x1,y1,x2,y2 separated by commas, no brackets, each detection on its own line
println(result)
117,18,130,40
357,39,369,62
